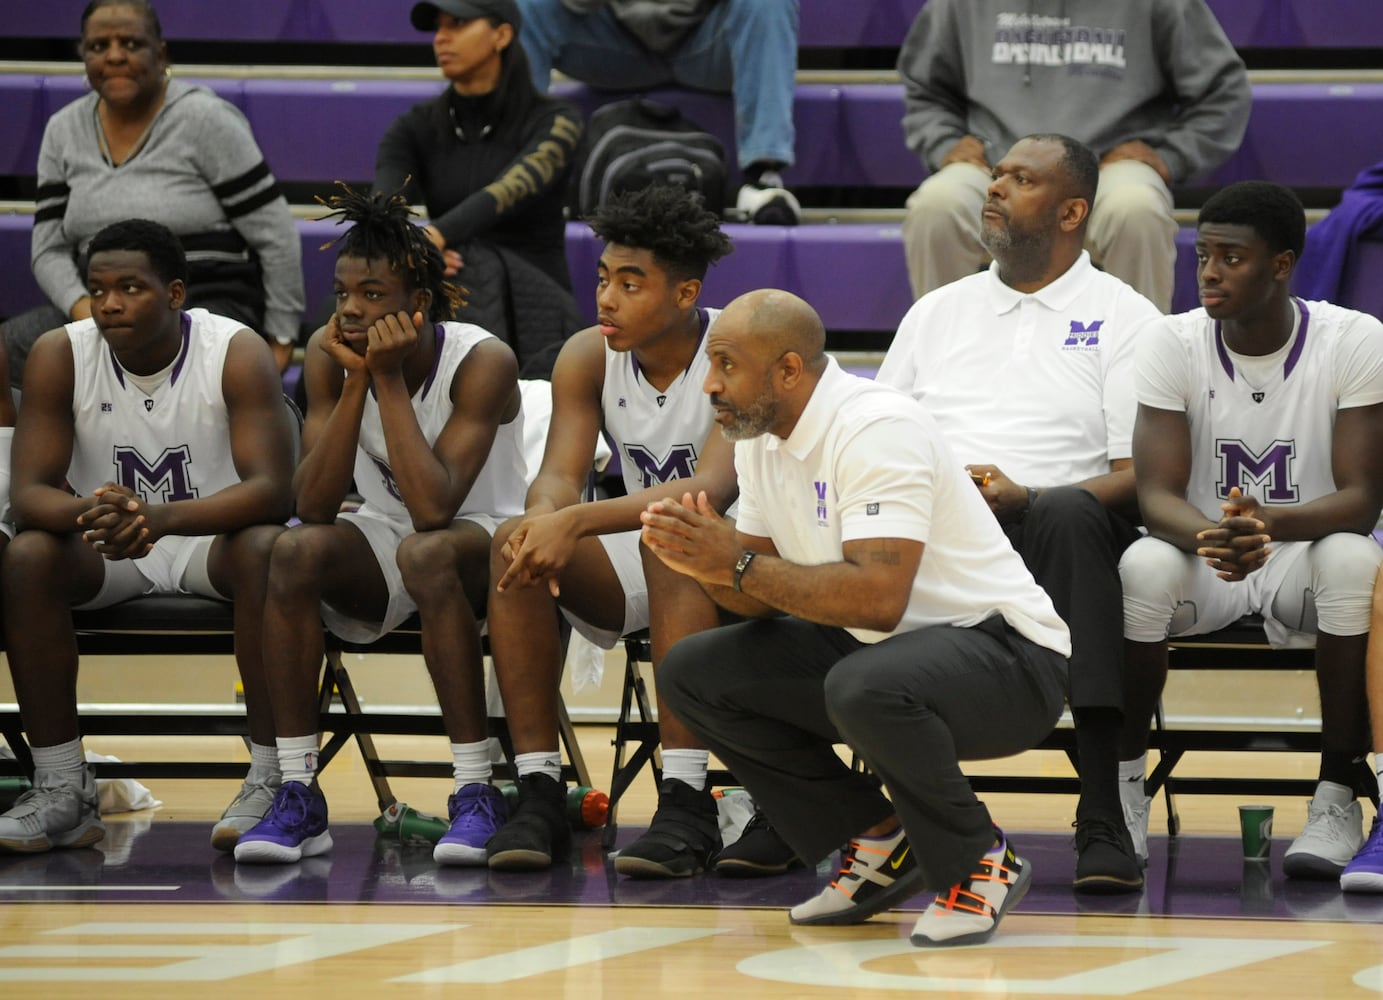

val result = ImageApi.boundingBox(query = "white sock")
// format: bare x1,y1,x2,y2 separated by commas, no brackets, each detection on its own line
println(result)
1119,755,1147,785
451,740,492,790
661,749,710,791
514,750,561,783
276,734,320,786
248,742,279,781
31,737,86,785
858,824,906,850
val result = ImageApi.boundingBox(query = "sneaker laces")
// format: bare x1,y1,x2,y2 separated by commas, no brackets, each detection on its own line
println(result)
267,783,315,830
931,851,1018,921
1072,816,1129,851
1307,801,1358,841
451,786,502,823
741,809,776,838
830,835,902,891
226,776,277,810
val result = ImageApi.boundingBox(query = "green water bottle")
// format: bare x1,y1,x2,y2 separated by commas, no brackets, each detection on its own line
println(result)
499,783,610,829
373,801,449,845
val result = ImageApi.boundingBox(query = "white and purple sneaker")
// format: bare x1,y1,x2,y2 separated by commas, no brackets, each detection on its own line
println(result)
233,780,332,864
434,783,508,867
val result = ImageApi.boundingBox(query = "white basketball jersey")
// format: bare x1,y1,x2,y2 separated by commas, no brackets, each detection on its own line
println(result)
354,321,527,521
1160,300,1383,519
602,308,719,495
67,309,242,501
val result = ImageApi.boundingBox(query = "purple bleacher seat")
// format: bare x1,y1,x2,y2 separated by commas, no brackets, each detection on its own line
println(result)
1279,0,1383,47
6,76,1383,194
242,78,436,186
0,214,44,320
0,76,46,178
7,2,422,44
11,0,1383,49
1204,0,1290,48
1196,83,1383,187
800,0,923,48
4,219,1381,338
566,221,919,333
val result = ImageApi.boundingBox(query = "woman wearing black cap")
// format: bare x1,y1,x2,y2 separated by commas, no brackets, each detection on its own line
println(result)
375,0,585,369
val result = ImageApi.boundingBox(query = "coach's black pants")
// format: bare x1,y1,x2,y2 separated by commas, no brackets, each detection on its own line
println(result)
1006,487,1140,711
659,614,1066,892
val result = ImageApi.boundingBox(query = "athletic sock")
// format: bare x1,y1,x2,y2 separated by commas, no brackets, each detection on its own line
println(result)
31,737,87,786
514,750,562,783
276,734,320,786
450,740,493,790
248,742,280,781
1118,754,1147,788
661,749,710,792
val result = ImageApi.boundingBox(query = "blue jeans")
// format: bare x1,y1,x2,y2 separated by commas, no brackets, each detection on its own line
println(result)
515,0,798,170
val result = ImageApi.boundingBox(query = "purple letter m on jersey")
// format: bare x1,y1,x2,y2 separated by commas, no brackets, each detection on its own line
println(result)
113,445,198,503
1217,438,1297,503
624,443,698,488
1064,320,1102,346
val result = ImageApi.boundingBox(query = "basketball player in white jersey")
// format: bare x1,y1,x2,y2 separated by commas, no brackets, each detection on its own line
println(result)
0,219,294,854
1117,181,1383,880
485,185,738,878
231,188,527,866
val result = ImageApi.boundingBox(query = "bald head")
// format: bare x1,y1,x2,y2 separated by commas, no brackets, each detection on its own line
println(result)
716,288,827,372
704,289,830,441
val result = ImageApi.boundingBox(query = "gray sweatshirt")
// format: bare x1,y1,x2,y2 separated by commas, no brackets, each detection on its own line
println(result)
898,0,1251,184
32,80,304,344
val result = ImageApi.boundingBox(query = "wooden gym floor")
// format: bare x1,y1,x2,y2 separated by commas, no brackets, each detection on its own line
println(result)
2,656,1382,997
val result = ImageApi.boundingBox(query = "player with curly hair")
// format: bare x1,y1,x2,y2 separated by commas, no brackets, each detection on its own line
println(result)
484,184,741,878
230,185,530,866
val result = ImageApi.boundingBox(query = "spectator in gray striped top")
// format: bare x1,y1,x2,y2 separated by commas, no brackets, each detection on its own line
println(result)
2,0,304,382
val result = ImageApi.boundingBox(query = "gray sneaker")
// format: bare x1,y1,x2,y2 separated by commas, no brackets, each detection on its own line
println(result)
0,770,104,853
211,772,282,853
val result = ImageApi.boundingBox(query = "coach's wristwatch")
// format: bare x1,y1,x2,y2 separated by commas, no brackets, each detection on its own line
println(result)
732,550,757,592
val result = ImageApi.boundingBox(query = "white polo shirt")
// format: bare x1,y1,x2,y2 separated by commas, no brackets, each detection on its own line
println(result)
734,358,1071,653
877,252,1160,488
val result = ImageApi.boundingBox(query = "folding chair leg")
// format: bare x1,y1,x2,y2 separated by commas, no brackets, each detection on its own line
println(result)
1153,699,1180,837
322,648,396,813
603,637,662,848
557,698,592,788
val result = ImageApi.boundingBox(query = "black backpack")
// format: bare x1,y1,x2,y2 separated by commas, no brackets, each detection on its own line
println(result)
570,97,727,218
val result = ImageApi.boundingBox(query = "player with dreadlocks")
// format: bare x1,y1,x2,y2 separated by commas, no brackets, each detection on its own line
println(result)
232,185,530,866
484,184,743,879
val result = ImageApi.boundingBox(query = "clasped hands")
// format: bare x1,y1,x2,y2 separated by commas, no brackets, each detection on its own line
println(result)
1196,486,1271,581
77,483,156,560
639,491,740,587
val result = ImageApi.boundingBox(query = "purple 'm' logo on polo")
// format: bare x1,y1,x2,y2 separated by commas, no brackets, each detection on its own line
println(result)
625,443,698,487
1217,438,1297,502
114,445,198,502
1064,320,1103,347
372,457,403,502
815,480,829,523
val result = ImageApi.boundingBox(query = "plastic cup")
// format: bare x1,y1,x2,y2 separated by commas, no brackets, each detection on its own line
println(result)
1239,804,1274,861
